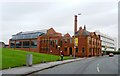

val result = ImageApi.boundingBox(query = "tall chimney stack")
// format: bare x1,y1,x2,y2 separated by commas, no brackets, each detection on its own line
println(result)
74,15,77,34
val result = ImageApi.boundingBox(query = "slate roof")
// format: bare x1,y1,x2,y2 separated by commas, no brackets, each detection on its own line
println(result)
82,30,90,36
75,29,90,36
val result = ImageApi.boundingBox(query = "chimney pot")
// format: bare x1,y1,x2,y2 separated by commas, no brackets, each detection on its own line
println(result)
79,26,82,30
84,25,86,30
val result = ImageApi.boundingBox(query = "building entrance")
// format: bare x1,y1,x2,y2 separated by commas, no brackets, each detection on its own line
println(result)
69,47,72,55
82,48,85,57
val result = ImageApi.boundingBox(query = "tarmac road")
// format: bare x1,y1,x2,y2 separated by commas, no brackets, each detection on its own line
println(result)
34,55,118,74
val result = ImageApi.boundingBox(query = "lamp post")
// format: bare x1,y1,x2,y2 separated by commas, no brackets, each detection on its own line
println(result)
73,13,81,58
50,50,52,61
105,44,107,55
58,45,60,52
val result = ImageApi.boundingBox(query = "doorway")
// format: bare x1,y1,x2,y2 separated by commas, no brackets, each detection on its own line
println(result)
82,48,85,57
69,47,72,55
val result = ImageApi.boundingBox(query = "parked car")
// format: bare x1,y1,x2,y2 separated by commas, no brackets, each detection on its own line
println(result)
109,53,114,57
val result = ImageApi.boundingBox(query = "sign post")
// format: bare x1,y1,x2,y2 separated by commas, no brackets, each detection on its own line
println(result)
26,54,33,66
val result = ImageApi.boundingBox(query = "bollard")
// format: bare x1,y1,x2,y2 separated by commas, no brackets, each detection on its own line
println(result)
26,54,33,67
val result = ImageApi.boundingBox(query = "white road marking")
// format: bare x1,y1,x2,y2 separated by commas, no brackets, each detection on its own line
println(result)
97,64,100,72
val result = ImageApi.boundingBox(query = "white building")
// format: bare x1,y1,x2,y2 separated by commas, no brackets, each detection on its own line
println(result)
95,31,117,51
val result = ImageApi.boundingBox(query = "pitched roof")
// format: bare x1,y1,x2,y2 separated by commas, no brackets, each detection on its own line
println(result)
82,30,90,36
75,29,90,36
64,33,71,38
47,28,56,34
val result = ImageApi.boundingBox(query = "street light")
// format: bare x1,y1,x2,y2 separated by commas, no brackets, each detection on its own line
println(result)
58,45,60,52
50,50,52,61
105,44,108,55
73,13,81,58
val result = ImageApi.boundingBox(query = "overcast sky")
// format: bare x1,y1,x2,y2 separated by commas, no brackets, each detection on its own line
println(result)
0,0,119,47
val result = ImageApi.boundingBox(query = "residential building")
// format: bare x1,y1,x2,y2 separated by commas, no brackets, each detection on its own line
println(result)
0,42,5,48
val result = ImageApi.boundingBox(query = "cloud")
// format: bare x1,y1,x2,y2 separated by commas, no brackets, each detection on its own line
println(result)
0,0,118,45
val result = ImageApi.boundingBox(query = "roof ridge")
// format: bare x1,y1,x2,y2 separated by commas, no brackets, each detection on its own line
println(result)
18,29,48,35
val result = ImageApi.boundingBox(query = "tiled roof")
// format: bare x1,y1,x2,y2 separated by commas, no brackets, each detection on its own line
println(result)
64,33,71,37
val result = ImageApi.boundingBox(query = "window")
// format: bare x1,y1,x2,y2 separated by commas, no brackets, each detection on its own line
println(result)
46,47,48,51
12,35,16,39
70,38,72,43
56,45,58,49
82,48,85,53
54,40,56,45
60,41,62,47
44,39,45,43
50,40,52,45
43,47,45,51
65,48,67,51
93,48,94,52
23,41,30,48
65,39,67,43
31,40,37,48
89,48,92,53
10,41,15,48
16,41,22,48
76,47,78,53
53,41,54,47
44,39,46,43
89,40,91,44
56,40,58,45
47,39,49,43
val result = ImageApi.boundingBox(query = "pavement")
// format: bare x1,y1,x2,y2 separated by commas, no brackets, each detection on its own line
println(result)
0,71,2,76
1,57,86,75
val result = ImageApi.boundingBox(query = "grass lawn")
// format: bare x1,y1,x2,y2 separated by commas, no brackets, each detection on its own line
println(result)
0,48,73,70
0,48,1,70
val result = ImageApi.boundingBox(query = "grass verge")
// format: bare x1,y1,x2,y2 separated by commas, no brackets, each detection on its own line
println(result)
0,48,73,70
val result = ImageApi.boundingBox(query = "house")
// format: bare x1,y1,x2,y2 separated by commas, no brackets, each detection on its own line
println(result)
0,42,5,48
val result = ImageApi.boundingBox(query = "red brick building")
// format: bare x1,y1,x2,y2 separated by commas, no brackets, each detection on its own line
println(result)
9,15,101,57
9,28,74,56
74,26,101,57
38,28,74,55
73,15,101,57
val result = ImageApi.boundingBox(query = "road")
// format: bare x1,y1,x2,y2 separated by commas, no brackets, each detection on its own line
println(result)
34,55,118,74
